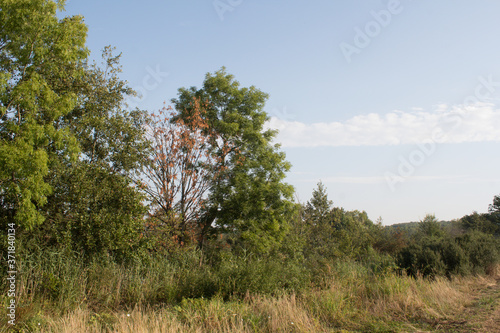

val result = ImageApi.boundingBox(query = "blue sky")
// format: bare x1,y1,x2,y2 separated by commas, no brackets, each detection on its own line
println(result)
62,0,500,224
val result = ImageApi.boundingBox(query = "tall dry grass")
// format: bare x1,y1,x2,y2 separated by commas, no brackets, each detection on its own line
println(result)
28,263,497,333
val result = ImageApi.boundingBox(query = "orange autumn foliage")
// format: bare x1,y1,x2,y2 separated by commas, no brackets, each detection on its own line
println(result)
143,98,237,246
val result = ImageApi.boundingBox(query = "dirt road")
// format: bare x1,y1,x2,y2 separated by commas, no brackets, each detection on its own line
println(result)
436,276,500,333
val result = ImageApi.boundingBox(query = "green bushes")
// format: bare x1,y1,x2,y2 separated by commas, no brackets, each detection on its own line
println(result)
457,230,500,274
396,227,499,279
396,242,446,278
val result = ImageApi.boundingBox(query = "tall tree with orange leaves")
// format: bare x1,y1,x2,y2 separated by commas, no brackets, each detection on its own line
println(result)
143,99,231,245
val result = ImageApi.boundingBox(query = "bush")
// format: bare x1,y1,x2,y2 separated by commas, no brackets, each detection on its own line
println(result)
397,228,500,279
396,239,447,279
457,231,500,274
439,238,470,277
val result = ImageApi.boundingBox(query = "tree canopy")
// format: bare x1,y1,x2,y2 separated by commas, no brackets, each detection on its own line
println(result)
0,0,88,229
0,1,149,259
172,68,295,254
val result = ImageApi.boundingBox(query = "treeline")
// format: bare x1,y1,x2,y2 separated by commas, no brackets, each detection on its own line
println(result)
1,1,500,329
294,183,500,280
393,201,500,279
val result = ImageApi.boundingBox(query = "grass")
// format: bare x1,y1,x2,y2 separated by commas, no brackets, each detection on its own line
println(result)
2,252,497,333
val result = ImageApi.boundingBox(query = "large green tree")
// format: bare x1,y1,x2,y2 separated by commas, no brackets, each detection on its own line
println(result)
172,68,295,254
0,0,88,229
0,0,149,259
37,49,149,258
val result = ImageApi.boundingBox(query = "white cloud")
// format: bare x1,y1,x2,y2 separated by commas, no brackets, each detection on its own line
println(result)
314,176,386,185
298,175,500,185
267,102,500,147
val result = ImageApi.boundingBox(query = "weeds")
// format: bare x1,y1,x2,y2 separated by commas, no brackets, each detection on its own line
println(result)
2,247,496,332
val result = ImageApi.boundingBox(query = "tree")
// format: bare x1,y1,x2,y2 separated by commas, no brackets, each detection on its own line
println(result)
487,194,500,234
299,182,378,263
34,48,150,259
373,226,408,255
0,0,88,229
336,210,376,257
143,100,227,246
303,181,332,225
489,194,500,214
461,211,498,235
65,46,150,177
417,214,444,239
41,163,147,259
172,68,295,254
301,182,338,261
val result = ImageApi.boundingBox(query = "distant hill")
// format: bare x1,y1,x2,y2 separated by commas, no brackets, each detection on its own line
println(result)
386,220,457,236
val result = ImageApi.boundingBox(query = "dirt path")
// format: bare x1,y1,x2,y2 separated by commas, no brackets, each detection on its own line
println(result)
435,277,500,333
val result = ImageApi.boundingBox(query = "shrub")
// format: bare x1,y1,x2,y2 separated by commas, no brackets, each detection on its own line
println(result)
457,231,500,274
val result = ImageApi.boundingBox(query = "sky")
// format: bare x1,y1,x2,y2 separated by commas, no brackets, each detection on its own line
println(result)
61,0,500,225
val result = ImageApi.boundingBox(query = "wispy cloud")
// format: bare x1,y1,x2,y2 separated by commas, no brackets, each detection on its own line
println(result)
298,175,500,185
267,102,500,147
